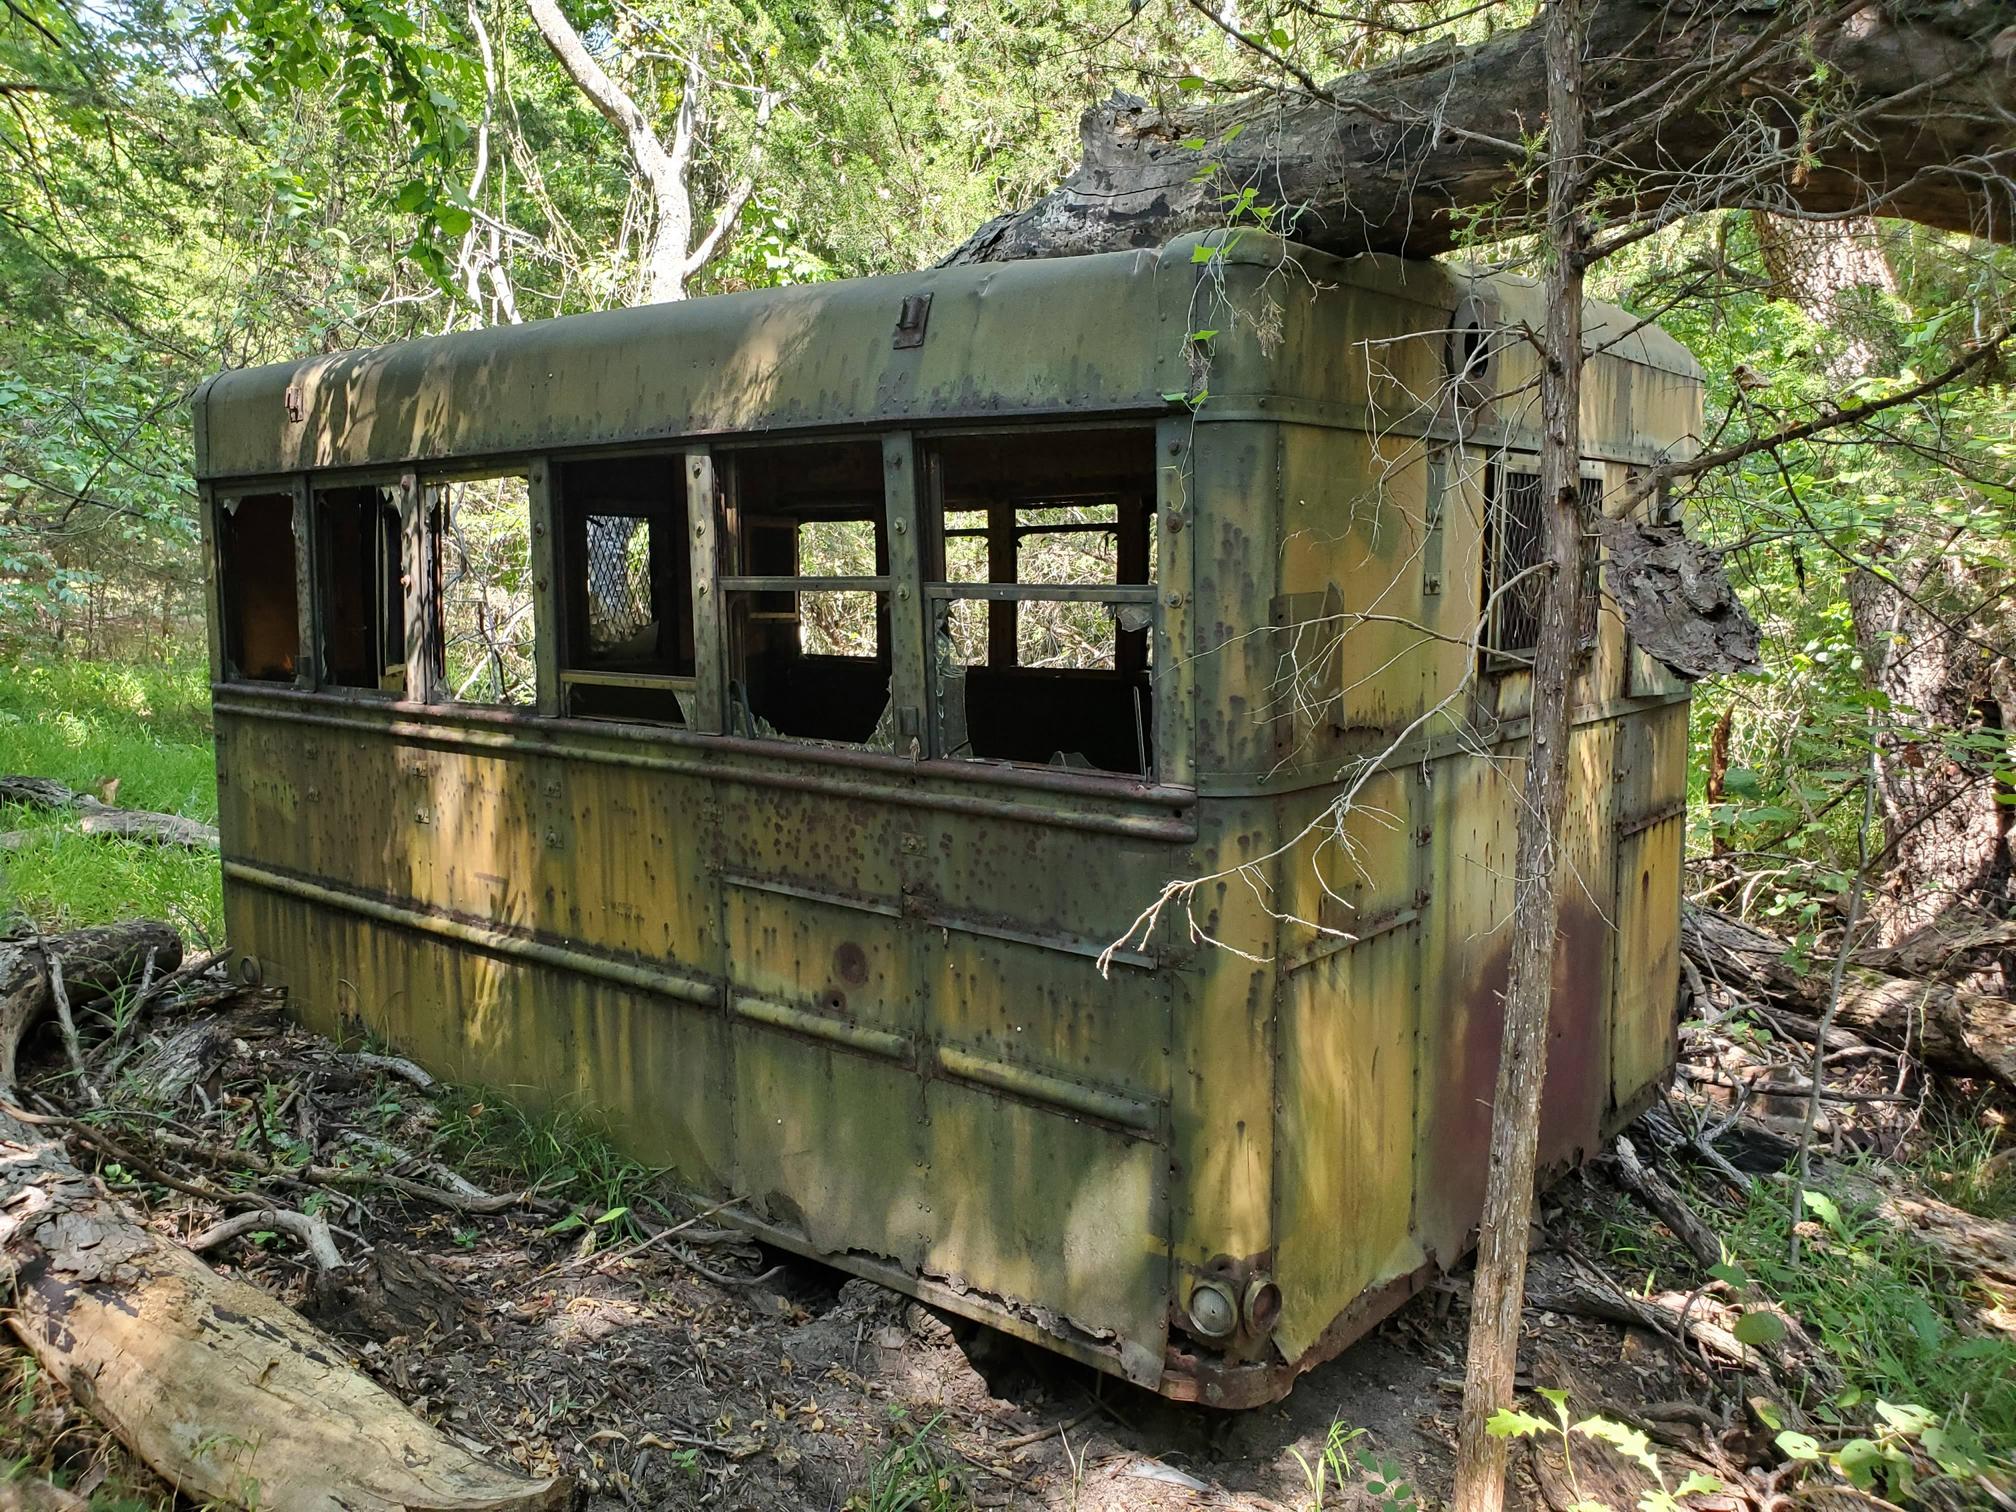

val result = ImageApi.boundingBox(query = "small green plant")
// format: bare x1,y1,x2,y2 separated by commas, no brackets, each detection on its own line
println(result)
1488,1388,1721,1512
1722,1182,2014,1471
1769,1398,1981,1501
848,1410,970,1512
432,1093,662,1245
1289,1420,1415,1512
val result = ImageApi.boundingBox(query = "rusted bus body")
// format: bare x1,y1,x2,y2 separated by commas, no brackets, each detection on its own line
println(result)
192,234,1698,1405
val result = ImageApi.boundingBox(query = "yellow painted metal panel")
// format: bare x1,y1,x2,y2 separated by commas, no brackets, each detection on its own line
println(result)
919,1079,1170,1385
1273,923,1426,1361
1613,814,1683,1111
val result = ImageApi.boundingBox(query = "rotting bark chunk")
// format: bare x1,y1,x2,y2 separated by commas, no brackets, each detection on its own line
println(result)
1600,519,1761,681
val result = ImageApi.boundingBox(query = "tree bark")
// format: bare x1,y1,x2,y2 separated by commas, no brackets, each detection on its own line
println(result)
1449,4,1588,1508
1848,563,2016,963
945,1,2016,268
0,926,567,1512
1682,903,2016,1090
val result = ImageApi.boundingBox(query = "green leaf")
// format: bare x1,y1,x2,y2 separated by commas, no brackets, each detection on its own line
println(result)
1575,1416,1658,1475
594,1205,629,1225
1176,74,1208,91
1190,243,1221,263
1733,1310,1786,1348
1873,1401,1935,1438
1775,1430,1822,1461
1180,136,1207,150
1189,328,1218,342
1752,1401,1783,1431
1707,1261,1748,1288
1487,1409,1553,1440
434,205,472,237
1801,1190,1844,1234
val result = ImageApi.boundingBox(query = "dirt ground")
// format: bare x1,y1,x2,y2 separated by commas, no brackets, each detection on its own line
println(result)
0,977,1942,1512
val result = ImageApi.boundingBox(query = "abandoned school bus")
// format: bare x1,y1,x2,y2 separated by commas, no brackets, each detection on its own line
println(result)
192,233,1698,1406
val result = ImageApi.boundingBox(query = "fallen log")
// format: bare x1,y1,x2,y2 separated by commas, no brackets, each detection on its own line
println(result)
945,1,2016,267
0,776,218,851
0,924,566,1512
0,922,183,1088
1682,904,2016,1091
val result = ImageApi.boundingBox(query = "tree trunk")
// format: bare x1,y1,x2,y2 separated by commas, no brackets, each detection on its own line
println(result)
1848,565,2016,963
1448,4,1588,1508
522,0,765,305
1748,213,2016,967
945,2,2015,268
0,924,567,1512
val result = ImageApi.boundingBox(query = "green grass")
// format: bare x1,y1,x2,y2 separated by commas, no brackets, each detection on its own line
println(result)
0,658,221,939
848,1412,971,1512
1915,1097,2016,1222
1722,1180,2015,1478
432,1092,668,1245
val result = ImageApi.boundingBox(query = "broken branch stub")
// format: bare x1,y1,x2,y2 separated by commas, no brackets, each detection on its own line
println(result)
1601,518,1762,681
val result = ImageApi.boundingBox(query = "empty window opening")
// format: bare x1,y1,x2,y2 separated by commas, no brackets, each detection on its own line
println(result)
316,485,406,694
430,474,535,706
718,439,891,746
1483,466,1603,662
559,455,692,725
218,492,299,683
923,428,1156,777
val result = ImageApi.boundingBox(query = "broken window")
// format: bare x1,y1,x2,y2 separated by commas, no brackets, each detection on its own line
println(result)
217,491,300,683
315,484,406,694
557,455,692,724
1482,465,1604,662
717,439,892,746
429,474,536,706
922,428,1157,777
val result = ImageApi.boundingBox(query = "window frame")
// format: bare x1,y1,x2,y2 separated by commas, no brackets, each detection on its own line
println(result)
212,481,313,688
552,449,699,727
204,418,1190,792
918,424,1161,779
1480,456,1605,668
310,478,411,698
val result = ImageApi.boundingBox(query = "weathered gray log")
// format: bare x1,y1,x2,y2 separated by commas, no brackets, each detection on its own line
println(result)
945,1,2015,267
0,775,218,850
0,922,184,1087
0,928,567,1512
1683,904,2016,1091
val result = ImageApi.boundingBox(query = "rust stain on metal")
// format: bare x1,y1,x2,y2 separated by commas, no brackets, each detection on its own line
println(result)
194,232,1698,1404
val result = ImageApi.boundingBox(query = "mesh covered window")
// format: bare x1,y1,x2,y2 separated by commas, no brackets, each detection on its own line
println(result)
557,455,695,725
1484,468,1603,661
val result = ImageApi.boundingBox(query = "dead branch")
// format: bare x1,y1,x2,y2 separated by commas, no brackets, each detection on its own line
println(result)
1683,904,2016,1090
0,775,218,850
0,936,567,1512
188,1206,345,1273
0,921,183,1087
1613,1134,1721,1270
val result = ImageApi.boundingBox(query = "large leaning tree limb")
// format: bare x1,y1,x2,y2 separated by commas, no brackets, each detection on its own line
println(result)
944,0,2016,268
